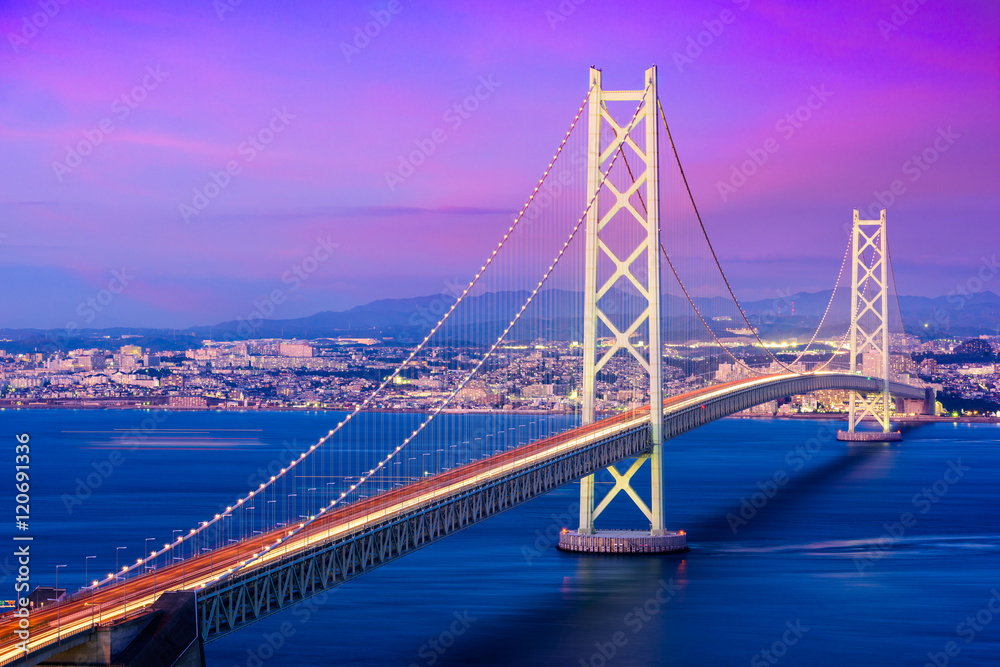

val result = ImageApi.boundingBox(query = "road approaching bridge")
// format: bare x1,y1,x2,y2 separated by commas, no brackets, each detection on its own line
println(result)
0,372,927,666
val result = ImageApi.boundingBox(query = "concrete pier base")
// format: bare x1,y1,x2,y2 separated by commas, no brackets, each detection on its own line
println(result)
836,430,903,442
557,529,688,554
36,592,204,667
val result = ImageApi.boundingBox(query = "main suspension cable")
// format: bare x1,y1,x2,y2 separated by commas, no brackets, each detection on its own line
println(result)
101,84,598,590
657,98,856,374
213,86,652,588
600,102,768,376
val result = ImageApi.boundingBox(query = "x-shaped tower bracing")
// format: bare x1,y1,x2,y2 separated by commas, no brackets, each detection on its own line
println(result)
578,66,666,535
847,209,892,433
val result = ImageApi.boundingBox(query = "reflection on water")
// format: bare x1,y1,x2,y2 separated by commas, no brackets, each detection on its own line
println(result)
4,411,998,666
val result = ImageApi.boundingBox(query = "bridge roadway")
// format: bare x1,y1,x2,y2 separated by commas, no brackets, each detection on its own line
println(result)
0,372,926,662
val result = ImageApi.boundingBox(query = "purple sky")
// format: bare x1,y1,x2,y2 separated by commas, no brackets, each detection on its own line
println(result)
1,0,998,329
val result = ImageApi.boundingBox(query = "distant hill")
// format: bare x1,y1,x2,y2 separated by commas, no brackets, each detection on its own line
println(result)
180,288,1000,343
739,290,1000,339
2,289,997,352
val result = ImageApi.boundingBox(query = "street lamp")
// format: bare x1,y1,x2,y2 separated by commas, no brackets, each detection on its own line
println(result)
201,547,214,573
84,555,96,591
114,545,128,619
90,578,98,626
173,555,186,588
115,547,126,582
144,538,155,572
220,514,229,550
245,506,255,543
286,493,297,526
55,564,66,640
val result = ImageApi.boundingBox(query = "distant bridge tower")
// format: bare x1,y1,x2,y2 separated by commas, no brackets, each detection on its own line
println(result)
838,208,901,442
559,65,687,554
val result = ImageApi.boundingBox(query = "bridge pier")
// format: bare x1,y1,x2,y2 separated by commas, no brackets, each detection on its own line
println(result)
558,529,687,554
836,429,902,442
32,592,204,667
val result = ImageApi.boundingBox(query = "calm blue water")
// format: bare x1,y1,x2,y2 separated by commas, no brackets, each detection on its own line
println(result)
3,409,999,666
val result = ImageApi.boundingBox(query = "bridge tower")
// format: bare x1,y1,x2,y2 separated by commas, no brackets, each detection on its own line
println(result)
838,208,901,442
559,66,686,554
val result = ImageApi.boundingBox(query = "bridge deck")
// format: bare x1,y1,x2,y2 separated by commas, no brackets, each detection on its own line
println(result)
0,372,926,662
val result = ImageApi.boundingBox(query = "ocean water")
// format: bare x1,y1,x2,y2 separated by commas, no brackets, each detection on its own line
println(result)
3,409,999,666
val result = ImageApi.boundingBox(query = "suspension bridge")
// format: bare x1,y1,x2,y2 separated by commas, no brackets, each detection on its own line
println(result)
1,66,932,666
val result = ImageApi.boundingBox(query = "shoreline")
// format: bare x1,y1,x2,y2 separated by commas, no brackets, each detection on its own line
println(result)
730,413,1000,424
1,401,996,424
0,400,576,416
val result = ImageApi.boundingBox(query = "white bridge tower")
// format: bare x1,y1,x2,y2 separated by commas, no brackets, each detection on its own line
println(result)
558,66,687,554
838,209,901,442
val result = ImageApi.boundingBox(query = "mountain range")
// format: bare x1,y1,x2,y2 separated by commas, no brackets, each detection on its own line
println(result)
3,289,997,353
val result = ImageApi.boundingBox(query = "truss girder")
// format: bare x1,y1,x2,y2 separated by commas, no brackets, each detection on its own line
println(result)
195,374,922,641
199,425,652,642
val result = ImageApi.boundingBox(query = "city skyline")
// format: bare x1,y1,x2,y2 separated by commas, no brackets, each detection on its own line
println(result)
1,1,998,329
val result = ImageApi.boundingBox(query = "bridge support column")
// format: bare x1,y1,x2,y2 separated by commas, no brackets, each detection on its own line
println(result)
838,209,901,442
33,592,204,667
563,65,686,554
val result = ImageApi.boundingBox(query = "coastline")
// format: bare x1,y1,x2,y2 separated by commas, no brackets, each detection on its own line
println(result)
1,399,996,424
